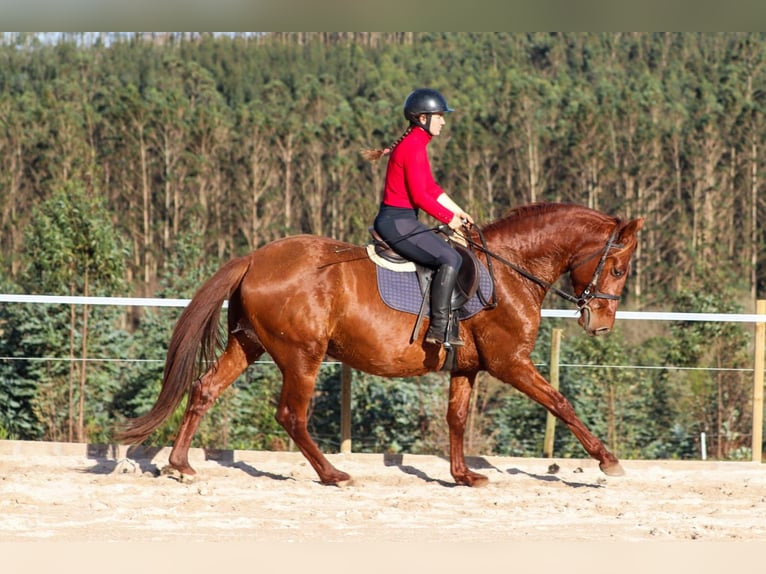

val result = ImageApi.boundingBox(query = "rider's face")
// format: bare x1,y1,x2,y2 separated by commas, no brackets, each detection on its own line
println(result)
418,113,445,136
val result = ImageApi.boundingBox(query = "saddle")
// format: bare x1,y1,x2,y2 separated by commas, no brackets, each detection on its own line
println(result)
366,227,495,371
367,227,481,310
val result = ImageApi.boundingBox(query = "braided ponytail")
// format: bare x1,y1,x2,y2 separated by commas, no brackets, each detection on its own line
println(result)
360,125,413,162
359,147,391,162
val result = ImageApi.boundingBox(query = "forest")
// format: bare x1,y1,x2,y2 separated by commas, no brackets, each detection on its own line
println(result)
0,32,763,462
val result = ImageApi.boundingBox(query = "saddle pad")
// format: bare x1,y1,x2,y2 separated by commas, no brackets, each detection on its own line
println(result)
376,262,494,319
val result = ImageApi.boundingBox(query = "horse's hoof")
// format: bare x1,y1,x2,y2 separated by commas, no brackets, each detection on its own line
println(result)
111,458,139,475
454,471,490,488
599,461,625,477
321,472,353,487
161,465,197,483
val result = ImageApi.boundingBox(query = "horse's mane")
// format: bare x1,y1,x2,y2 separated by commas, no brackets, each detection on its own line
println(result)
481,202,633,255
485,202,620,234
507,202,561,218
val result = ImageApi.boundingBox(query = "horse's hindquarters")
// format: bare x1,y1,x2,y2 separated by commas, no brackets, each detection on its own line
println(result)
239,236,445,377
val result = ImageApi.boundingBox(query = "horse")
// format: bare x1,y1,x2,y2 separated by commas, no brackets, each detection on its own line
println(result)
116,202,644,487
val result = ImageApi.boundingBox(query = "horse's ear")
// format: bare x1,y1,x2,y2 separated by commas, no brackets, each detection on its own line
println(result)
619,217,645,241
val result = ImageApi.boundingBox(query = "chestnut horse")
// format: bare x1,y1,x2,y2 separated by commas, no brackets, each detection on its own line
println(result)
117,202,644,487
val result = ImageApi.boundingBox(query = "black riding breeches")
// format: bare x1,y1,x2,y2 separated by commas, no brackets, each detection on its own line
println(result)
373,204,462,271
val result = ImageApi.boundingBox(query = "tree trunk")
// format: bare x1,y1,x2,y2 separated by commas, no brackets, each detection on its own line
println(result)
276,133,295,233
751,139,758,305
139,131,151,296
526,122,539,203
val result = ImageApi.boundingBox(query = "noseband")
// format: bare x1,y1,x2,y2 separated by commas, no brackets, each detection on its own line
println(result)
568,226,623,309
464,225,624,310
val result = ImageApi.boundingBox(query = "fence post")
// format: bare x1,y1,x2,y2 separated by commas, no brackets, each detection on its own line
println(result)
543,328,563,458
340,364,352,454
752,300,765,463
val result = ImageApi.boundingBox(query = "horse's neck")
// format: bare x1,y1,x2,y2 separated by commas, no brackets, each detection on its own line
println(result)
487,218,603,282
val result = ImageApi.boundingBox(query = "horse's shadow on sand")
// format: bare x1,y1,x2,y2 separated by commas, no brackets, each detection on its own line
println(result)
81,445,600,488
81,444,293,482
230,461,293,481
80,444,162,476
383,453,456,487
384,454,603,489
505,467,604,489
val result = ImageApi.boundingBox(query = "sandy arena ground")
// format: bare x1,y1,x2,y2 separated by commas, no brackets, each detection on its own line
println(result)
1,440,764,571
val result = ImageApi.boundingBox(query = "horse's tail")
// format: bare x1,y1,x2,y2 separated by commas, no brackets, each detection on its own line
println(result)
115,255,252,445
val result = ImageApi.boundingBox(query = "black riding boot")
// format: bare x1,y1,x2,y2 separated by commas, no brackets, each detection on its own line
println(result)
425,264,464,347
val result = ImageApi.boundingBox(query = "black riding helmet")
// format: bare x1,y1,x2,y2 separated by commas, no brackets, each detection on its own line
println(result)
403,88,454,134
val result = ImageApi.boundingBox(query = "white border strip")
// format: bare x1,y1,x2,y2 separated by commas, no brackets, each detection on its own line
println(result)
0,294,192,307
0,294,764,322
541,308,766,323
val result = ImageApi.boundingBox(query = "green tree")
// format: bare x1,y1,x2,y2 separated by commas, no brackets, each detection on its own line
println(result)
0,183,128,441
563,329,657,459
113,226,217,444
660,288,752,459
2,32,766,456
486,320,564,457
0,278,45,439
310,369,448,454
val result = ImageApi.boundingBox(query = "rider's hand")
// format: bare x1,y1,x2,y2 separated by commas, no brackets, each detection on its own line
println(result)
448,212,473,231
449,212,474,230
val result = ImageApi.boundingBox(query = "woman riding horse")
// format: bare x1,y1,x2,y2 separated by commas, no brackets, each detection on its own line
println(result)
116,202,644,487
363,88,474,347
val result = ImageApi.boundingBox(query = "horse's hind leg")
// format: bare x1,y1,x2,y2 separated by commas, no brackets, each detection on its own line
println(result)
274,360,352,486
166,336,261,478
447,372,489,487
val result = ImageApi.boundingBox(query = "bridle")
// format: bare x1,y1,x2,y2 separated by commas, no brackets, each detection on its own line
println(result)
460,224,624,311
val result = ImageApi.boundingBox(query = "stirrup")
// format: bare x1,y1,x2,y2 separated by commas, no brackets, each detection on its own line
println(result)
425,336,465,348
425,329,464,347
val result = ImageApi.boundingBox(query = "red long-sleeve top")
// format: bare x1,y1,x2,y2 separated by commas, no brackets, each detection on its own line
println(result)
381,127,455,224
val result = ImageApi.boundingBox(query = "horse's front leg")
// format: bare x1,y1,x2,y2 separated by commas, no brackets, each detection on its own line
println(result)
492,360,624,477
447,372,489,487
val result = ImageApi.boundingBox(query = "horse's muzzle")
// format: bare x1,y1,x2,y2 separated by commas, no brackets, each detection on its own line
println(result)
579,305,613,336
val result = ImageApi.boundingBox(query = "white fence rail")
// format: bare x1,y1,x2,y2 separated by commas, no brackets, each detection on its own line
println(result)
2,293,766,322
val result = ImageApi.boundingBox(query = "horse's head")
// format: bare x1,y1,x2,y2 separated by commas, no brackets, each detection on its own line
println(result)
568,217,644,336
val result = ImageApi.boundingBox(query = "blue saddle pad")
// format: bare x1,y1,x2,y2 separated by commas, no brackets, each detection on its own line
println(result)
376,263,494,319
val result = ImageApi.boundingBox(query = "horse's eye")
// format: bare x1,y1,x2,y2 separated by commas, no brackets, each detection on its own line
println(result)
611,267,625,278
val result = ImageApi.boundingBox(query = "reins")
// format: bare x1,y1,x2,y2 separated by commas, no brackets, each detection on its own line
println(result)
332,219,624,311
458,223,624,310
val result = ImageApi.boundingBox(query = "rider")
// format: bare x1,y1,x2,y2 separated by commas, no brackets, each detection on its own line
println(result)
363,88,475,347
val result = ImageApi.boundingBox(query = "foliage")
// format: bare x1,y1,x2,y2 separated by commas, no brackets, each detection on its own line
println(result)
2,33,766,302
0,184,129,441
657,288,753,459
485,320,559,457
0,279,47,440
561,329,658,460
310,368,449,454
112,227,220,444
0,33,761,461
